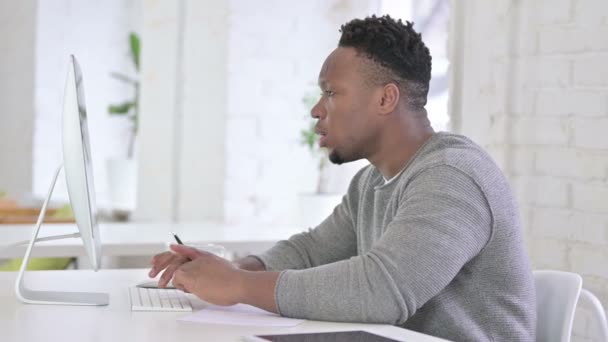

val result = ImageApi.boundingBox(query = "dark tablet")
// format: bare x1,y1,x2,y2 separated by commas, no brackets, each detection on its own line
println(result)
245,330,403,342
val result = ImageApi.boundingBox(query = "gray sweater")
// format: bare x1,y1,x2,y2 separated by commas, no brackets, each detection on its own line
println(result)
257,132,536,341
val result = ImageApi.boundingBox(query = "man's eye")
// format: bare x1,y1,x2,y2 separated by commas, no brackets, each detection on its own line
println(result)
323,90,335,97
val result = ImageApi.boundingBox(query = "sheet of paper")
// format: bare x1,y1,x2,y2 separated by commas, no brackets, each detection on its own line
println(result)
178,303,305,327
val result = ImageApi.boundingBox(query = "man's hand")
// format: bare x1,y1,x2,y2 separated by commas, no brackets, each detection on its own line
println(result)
170,244,281,313
170,244,245,306
148,246,204,288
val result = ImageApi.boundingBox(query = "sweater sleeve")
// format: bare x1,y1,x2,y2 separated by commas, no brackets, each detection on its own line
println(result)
254,167,368,271
273,165,493,324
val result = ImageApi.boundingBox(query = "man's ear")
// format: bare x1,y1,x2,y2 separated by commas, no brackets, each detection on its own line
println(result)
378,83,400,115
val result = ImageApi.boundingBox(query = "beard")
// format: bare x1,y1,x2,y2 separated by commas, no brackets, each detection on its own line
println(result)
329,148,362,165
329,150,345,165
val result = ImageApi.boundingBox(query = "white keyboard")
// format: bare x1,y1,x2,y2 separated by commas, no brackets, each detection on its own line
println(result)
129,287,193,312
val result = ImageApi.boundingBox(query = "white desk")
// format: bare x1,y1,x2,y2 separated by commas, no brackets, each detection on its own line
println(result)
0,222,303,259
0,269,448,342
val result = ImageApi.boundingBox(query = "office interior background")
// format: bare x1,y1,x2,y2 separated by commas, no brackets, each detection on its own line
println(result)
0,0,606,341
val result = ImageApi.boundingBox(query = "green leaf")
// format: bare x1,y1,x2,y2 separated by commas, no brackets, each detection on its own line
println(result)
108,102,135,115
130,32,141,71
300,119,319,152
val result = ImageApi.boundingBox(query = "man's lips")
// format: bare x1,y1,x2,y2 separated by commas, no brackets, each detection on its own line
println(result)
315,127,328,147
319,135,328,147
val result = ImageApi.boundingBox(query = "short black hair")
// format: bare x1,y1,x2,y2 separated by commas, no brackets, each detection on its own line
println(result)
339,15,432,109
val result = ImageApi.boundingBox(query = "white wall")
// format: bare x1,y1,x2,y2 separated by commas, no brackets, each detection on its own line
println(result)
137,0,377,223
33,0,141,207
135,0,180,220
178,1,229,221
223,0,376,225
136,0,229,221
0,1,36,199
452,1,608,340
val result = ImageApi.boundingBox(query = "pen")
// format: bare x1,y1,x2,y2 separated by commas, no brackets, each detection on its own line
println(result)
171,232,184,245
170,232,192,262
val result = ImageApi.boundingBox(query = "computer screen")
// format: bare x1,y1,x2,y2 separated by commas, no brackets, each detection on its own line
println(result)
62,54,101,271
15,55,108,305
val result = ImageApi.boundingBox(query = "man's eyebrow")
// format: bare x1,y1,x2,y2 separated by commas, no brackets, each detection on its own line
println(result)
318,79,328,89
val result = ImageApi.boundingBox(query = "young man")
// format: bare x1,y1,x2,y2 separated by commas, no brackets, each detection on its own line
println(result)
149,15,536,341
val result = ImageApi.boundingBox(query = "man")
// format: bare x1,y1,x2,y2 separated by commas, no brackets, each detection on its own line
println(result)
149,15,536,341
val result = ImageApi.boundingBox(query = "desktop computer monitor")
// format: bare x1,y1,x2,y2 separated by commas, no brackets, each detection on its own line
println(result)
62,54,101,271
15,55,108,305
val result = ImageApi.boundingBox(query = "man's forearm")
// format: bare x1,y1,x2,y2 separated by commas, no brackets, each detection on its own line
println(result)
237,270,281,314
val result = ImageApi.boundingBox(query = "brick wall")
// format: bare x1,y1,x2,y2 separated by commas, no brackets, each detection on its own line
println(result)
454,1,608,340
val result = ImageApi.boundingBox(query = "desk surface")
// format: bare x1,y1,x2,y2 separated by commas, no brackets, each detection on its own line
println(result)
0,269,447,342
0,222,303,258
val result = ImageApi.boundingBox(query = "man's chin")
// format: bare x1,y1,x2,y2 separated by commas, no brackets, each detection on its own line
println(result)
329,150,356,165
329,150,364,165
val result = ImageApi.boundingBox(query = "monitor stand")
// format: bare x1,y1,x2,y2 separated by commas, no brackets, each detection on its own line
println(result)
15,165,109,306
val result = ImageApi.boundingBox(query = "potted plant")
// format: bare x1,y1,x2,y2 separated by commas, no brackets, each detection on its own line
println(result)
297,92,342,228
106,32,140,219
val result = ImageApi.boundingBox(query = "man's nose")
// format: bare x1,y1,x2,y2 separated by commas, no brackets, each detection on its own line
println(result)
311,100,325,119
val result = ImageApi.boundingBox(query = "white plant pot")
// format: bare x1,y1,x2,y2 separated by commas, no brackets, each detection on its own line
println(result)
297,193,343,229
106,158,137,212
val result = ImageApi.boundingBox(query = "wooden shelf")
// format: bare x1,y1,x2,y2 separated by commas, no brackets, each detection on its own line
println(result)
0,208,75,225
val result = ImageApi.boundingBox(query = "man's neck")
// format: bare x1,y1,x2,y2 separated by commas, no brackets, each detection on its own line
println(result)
368,114,435,180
